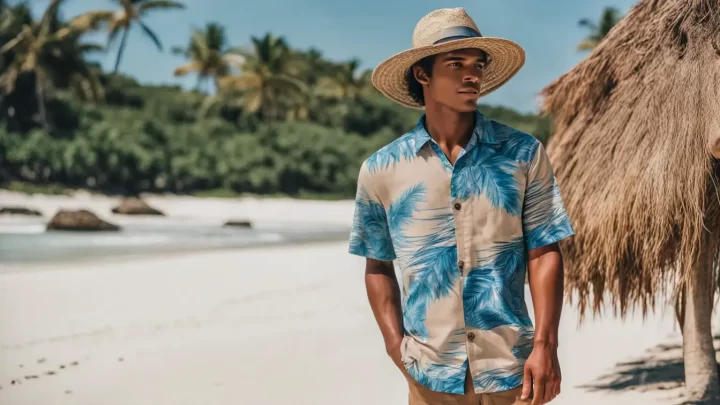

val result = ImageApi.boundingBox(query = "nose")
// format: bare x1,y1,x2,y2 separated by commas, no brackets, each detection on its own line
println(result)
464,74,479,83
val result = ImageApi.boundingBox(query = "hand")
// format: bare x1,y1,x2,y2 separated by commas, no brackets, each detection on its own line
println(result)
522,344,561,404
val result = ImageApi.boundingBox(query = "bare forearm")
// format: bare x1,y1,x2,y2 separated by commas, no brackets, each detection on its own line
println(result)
527,244,564,348
365,259,404,354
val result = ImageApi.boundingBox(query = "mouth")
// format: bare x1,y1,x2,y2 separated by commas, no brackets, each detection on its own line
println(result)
458,89,479,95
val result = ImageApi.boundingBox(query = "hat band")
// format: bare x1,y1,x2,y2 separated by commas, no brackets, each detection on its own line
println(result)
429,26,482,45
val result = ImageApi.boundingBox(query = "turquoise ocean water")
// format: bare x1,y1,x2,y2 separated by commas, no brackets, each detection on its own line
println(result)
0,216,350,266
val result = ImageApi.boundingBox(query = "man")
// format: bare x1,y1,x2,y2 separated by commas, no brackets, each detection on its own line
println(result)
348,8,574,405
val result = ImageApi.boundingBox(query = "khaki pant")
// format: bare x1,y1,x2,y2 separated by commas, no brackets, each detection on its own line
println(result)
407,368,530,405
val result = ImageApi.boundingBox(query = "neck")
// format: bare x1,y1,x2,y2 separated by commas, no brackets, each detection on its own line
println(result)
423,101,476,149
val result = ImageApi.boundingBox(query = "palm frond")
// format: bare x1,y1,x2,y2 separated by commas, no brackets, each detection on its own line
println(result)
242,89,262,113
107,25,123,47
173,61,202,76
170,45,186,56
0,62,20,93
0,29,25,53
217,74,261,91
366,136,418,173
138,21,162,50
138,0,185,13
387,182,426,249
472,364,524,392
452,145,522,215
79,42,105,53
68,11,115,31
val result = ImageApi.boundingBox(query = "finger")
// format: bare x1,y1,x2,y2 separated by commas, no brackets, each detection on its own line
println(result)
521,367,533,401
531,377,546,405
544,378,555,404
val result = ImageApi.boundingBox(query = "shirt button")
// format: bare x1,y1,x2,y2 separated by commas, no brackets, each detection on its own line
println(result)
458,260,464,269
454,202,462,210
467,332,475,341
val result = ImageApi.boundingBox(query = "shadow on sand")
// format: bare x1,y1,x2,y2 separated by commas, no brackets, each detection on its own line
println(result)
579,335,720,404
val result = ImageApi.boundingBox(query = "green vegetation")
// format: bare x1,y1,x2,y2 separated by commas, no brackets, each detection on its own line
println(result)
0,0,551,199
577,7,623,51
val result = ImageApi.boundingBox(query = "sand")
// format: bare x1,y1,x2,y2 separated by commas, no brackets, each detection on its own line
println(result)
1,191,718,404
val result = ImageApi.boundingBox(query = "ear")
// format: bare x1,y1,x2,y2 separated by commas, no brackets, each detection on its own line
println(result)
413,65,430,85
710,135,720,159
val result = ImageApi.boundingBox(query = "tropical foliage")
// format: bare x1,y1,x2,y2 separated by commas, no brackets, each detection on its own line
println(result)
577,7,623,51
69,0,185,73
0,0,552,198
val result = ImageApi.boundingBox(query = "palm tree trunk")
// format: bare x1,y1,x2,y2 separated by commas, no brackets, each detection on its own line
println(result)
682,230,720,404
113,28,130,74
35,71,48,132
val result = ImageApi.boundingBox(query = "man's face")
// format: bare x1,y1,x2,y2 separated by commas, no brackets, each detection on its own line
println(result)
419,48,488,112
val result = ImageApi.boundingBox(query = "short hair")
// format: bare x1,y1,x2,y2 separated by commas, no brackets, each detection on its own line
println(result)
404,49,491,106
405,55,436,106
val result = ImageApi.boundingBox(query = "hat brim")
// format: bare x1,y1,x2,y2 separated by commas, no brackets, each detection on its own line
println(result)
371,37,525,110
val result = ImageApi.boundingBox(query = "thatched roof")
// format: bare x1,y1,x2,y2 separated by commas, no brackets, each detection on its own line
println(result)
540,0,720,319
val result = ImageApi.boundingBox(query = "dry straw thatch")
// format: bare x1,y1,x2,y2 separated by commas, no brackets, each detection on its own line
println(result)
540,0,720,318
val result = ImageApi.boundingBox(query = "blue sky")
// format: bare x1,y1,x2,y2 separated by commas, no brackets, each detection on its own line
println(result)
29,0,638,113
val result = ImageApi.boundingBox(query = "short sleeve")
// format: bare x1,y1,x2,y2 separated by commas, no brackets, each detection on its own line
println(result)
522,142,575,251
348,161,397,261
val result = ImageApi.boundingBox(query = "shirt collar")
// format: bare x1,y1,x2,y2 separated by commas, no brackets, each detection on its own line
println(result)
409,109,499,154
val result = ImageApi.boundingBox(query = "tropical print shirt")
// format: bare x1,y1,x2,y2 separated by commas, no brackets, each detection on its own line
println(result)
348,110,575,395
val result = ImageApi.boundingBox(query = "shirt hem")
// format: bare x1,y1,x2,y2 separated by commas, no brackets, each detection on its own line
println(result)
347,247,396,261
526,229,575,251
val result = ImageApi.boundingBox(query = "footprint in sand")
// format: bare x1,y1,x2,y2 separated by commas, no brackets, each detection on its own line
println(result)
45,371,56,376
70,361,79,366
24,375,39,380
65,390,72,394
37,358,46,364
59,365,66,369
11,379,21,385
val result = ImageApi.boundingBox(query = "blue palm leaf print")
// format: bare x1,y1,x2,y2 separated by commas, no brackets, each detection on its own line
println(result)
476,237,526,279
511,326,535,359
403,210,458,339
404,245,458,337
387,182,426,249
438,328,470,361
407,358,468,395
523,177,574,250
366,137,418,173
463,270,525,330
497,127,537,164
452,145,523,216
473,364,524,392
465,237,532,330
348,186,395,260
404,281,432,337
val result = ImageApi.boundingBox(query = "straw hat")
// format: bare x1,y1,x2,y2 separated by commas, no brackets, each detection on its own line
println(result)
371,8,526,109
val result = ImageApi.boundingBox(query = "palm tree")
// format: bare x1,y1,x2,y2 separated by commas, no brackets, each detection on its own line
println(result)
0,0,104,130
0,0,32,69
577,7,622,51
69,0,185,74
214,33,307,121
315,59,371,101
171,22,243,93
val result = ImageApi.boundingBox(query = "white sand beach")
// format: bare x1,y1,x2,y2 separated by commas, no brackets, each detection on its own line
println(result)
0,192,718,405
